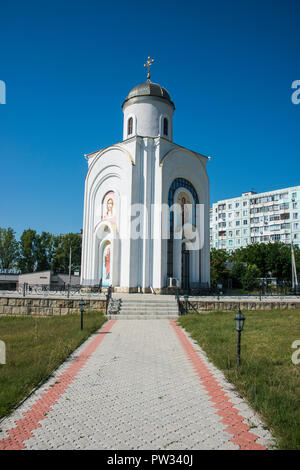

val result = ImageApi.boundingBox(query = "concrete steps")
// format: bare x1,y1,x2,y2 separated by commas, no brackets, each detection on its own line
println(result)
106,315,179,320
107,294,179,319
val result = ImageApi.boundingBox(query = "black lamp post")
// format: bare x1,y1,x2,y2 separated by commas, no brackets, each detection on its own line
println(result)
79,299,85,330
234,308,245,367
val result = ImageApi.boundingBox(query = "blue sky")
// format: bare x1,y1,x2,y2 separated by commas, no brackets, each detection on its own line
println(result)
0,0,299,238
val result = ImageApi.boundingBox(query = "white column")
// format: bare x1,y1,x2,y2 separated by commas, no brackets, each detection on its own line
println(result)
173,239,182,286
142,138,154,288
152,139,163,289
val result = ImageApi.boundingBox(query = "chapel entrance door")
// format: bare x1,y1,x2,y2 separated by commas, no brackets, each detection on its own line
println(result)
181,243,189,290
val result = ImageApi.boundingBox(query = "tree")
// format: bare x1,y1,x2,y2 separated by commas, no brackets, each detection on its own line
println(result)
265,242,290,280
241,264,260,291
230,261,246,288
0,227,19,270
36,232,55,271
51,233,82,274
228,241,300,283
210,248,229,287
18,229,38,273
230,243,266,277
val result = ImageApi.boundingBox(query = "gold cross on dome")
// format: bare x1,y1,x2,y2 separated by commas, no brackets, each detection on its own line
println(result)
144,56,155,81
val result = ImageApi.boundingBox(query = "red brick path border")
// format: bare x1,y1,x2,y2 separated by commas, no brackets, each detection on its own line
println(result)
0,320,116,450
0,319,267,451
170,320,266,450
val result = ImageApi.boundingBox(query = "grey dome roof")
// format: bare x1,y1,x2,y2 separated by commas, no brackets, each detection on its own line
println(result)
122,81,175,109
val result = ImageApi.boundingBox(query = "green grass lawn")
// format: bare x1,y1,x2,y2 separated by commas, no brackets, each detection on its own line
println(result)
0,312,106,419
178,309,300,450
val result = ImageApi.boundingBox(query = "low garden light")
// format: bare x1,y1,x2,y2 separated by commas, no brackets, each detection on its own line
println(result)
234,308,245,367
79,299,85,330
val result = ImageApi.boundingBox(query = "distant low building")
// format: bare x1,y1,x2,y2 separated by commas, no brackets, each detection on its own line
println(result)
0,270,81,291
0,273,19,290
18,271,80,287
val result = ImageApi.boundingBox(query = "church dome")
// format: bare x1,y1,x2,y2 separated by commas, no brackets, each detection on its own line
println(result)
122,81,175,110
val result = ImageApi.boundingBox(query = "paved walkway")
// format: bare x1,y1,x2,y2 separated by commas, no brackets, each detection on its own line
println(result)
0,320,275,450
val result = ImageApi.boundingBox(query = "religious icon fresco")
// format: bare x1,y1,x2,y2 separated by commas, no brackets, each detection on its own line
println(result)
102,243,111,285
102,191,115,220
106,198,113,217
174,192,192,236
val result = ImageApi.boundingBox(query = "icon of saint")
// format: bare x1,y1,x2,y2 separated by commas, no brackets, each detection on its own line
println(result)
106,198,113,217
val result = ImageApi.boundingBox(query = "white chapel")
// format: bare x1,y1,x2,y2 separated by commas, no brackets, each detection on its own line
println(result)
80,58,210,292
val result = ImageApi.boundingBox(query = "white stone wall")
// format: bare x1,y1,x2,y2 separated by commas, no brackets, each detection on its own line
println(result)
81,135,210,290
19,271,51,285
81,136,210,290
122,98,174,141
81,144,133,287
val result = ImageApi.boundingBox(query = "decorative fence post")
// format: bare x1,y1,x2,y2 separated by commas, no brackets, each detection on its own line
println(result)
106,286,112,315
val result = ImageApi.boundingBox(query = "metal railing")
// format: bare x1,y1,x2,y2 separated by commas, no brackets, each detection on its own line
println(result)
107,297,121,315
175,290,203,315
3,281,299,301
174,282,300,298
175,285,300,315
19,283,82,297
175,288,185,315
185,297,199,315
105,286,112,315
14,283,104,298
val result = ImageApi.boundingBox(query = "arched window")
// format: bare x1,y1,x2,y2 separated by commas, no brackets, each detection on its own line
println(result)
167,178,199,278
128,117,133,136
163,118,168,136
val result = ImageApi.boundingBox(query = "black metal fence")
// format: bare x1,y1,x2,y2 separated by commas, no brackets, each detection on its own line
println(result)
105,286,112,314
177,282,300,297
175,283,300,315
16,283,104,297
2,281,299,300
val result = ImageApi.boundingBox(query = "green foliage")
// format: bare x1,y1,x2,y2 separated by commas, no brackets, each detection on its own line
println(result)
51,233,82,274
230,243,267,277
18,229,56,273
15,229,82,275
36,232,55,272
265,243,291,280
230,261,246,288
224,242,300,288
0,227,19,270
241,264,260,291
18,229,38,273
0,312,106,418
210,248,229,287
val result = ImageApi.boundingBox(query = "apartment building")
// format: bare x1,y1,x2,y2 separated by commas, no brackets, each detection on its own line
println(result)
210,185,300,252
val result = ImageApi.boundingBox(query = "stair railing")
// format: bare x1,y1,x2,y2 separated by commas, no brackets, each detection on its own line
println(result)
106,285,112,315
175,288,185,315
